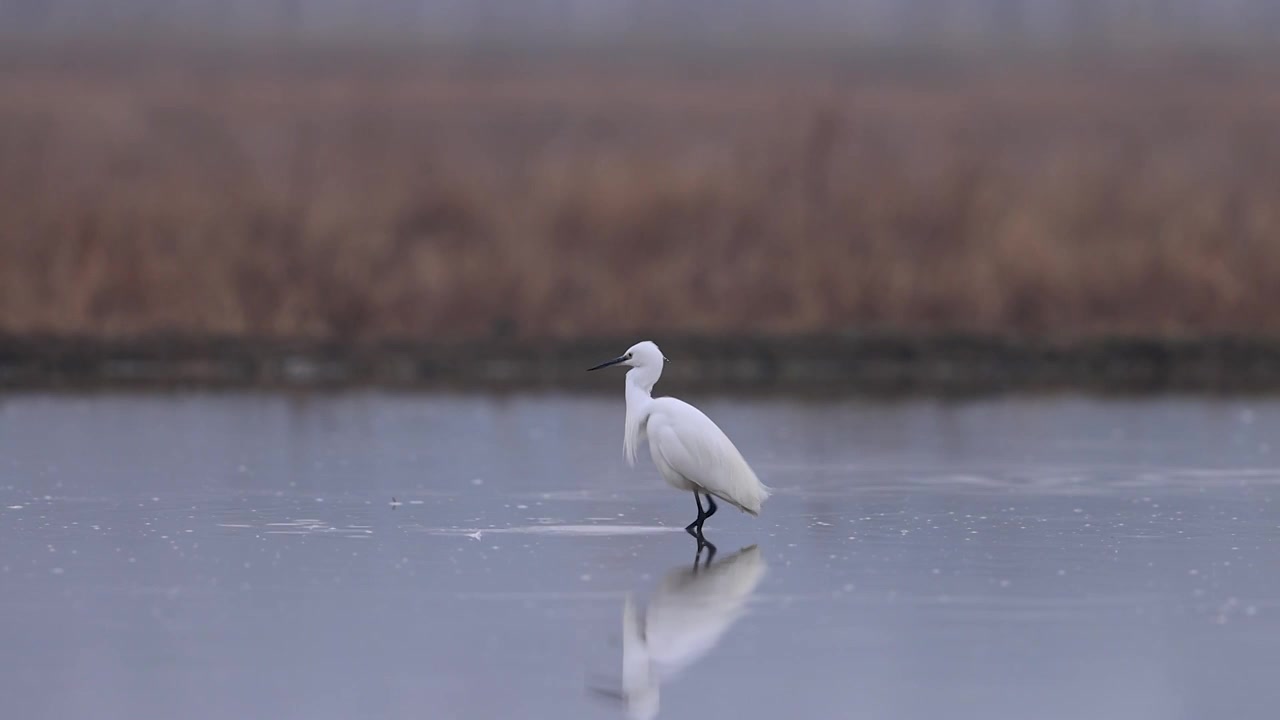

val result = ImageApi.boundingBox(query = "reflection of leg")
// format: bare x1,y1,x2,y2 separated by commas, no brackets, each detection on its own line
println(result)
693,534,717,569
686,493,706,536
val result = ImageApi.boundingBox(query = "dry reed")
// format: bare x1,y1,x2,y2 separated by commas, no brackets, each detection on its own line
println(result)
2,48,1279,341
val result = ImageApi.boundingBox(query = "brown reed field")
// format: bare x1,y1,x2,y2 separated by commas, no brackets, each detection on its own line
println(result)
2,46,1280,343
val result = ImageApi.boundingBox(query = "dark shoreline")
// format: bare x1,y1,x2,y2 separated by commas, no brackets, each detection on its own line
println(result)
3,335,1280,396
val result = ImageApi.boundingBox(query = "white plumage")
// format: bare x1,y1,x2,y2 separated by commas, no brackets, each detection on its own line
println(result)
589,341,770,533
646,398,767,515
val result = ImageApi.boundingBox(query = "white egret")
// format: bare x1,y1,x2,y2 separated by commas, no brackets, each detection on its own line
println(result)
593,545,768,720
588,341,770,539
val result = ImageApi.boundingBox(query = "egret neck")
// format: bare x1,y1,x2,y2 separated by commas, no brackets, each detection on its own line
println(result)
623,362,660,467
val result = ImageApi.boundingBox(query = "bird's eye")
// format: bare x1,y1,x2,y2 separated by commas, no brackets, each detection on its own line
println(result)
625,353,632,359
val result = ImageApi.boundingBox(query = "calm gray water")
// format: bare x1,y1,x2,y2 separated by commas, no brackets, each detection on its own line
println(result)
2,391,1280,720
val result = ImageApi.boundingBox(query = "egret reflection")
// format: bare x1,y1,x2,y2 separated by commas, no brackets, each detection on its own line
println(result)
594,544,767,720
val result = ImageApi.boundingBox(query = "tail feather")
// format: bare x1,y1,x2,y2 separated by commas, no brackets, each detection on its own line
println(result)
716,473,770,516
744,483,772,516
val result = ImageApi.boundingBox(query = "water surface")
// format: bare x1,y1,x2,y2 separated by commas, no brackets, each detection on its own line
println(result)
2,392,1279,719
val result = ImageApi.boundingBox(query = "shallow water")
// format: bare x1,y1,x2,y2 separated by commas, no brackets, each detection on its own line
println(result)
2,391,1280,719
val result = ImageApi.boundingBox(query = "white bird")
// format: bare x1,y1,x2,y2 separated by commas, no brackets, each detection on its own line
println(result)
588,341,769,538
599,545,769,720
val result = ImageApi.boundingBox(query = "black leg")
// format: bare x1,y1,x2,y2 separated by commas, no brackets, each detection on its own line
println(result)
686,493,706,536
702,493,718,520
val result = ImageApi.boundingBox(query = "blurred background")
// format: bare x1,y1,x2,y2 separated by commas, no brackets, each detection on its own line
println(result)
2,1,1279,387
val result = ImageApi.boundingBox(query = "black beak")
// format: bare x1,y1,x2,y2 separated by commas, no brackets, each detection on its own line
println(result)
587,355,627,372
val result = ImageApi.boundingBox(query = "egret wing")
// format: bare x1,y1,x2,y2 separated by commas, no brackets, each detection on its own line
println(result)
648,398,768,515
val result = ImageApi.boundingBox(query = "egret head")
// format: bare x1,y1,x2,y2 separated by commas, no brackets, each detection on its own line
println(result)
587,341,668,372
